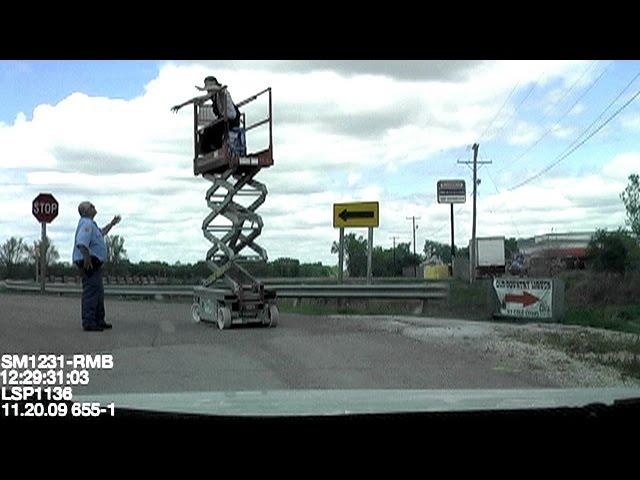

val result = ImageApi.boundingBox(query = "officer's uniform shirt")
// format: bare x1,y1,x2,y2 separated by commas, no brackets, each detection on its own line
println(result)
72,216,107,263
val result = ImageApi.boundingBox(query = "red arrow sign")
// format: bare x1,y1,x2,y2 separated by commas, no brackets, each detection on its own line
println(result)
505,291,539,307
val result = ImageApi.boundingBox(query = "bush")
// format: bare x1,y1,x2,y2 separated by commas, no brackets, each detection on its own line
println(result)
586,229,640,274
566,270,640,307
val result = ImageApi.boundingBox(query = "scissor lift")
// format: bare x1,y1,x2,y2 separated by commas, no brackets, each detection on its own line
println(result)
190,87,279,329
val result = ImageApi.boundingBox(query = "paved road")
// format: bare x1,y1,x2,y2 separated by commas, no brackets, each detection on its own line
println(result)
0,293,552,395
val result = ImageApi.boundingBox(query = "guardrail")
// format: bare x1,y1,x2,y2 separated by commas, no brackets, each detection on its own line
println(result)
9,275,436,286
2,280,448,312
2,280,194,297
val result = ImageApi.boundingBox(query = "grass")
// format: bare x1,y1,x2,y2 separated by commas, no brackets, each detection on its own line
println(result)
442,279,489,318
520,329,640,380
617,358,640,380
562,305,640,335
563,270,640,306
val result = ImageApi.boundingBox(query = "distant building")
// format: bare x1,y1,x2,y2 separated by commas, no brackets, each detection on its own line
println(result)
516,231,594,276
518,231,593,259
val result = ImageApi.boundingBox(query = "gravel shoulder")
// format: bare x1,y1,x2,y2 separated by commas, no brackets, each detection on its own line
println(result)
328,314,640,388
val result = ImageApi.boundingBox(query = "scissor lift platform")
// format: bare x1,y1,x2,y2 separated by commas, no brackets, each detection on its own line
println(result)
194,146,274,176
193,87,274,176
190,86,278,329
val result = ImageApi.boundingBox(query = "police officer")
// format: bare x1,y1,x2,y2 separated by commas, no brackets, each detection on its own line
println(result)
72,201,121,331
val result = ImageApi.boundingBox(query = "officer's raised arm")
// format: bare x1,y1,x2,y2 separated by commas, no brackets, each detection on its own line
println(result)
101,215,121,236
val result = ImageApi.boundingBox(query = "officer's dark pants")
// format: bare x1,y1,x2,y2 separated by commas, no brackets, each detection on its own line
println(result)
76,259,105,328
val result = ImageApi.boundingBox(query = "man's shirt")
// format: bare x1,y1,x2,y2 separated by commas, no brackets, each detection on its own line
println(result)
72,216,107,263
213,90,237,120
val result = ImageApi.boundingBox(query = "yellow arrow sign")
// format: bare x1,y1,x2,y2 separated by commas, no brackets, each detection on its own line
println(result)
333,202,379,228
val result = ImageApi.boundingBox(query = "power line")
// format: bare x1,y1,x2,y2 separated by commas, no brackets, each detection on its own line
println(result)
477,81,521,143
511,62,594,150
555,70,640,157
543,61,596,114
484,168,522,238
508,81,640,191
481,65,620,233
505,61,609,168
482,64,605,184
486,69,546,143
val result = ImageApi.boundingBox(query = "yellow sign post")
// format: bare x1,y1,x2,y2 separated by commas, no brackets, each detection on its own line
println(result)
333,202,379,284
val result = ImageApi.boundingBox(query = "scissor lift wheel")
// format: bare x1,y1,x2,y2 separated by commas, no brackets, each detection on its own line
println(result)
191,303,201,323
262,304,279,328
217,305,232,330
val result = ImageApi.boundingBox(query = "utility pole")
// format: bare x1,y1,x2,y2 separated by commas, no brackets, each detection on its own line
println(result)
406,216,420,278
367,227,373,285
471,144,478,284
458,144,491,283
450,203,455,276
389,236,399,275
40,223,46,294
338,227,344,284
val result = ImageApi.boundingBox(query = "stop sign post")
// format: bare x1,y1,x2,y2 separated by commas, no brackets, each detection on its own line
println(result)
32,193,59,293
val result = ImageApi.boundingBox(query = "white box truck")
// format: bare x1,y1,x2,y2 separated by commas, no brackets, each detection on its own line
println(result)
469,236,506,278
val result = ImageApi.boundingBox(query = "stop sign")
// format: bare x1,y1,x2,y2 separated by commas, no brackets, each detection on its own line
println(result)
32,193,59,223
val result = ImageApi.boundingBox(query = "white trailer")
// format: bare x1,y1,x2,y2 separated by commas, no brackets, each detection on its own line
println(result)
470,236,506,278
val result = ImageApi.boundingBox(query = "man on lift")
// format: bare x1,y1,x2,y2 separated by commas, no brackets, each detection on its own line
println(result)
171,75,241,154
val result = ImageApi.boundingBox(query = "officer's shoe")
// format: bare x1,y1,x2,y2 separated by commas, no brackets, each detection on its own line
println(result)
99,323,113,329
83,325,104,332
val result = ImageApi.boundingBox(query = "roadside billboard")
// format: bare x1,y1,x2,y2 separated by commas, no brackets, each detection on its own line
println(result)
493,277,553,319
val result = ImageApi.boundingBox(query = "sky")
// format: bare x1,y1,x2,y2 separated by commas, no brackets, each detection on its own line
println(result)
0,60,639,266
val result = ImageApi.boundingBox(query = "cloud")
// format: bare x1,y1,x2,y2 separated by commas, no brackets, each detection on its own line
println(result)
569,103,586,116
621,112,640,131
347,172,361,187
51,146,154,174
506,121,543,146
550,125,575,139
0,60,622,266
601,153,640,180
277,103,419,139
186,60,484,82
461,161,634,244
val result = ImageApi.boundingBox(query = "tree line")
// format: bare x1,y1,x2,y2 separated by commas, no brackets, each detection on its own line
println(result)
0,230,590,281
2,174,638,280
0,234,335,282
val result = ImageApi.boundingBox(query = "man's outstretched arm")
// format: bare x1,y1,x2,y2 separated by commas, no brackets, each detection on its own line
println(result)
171,93,213,113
